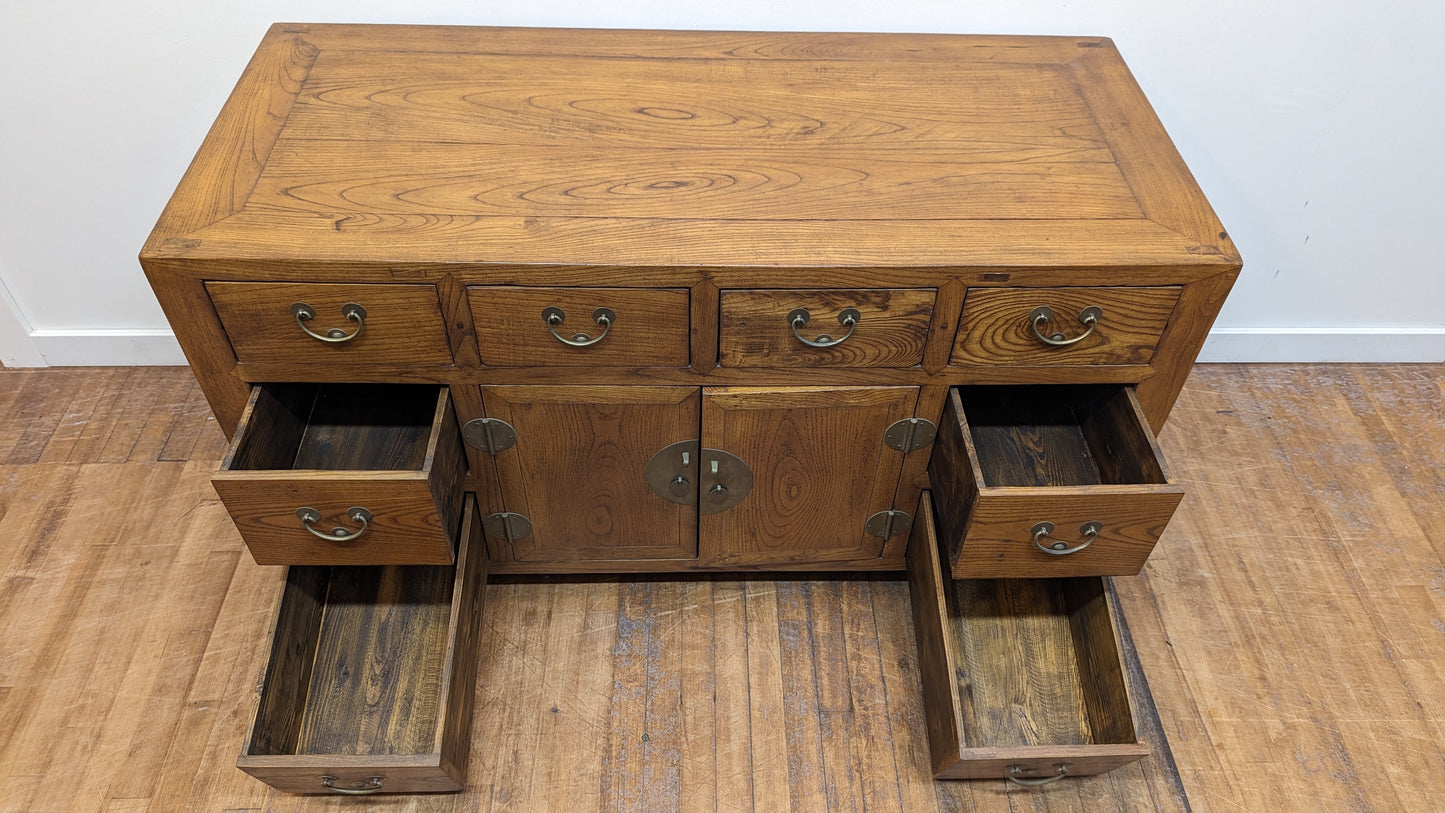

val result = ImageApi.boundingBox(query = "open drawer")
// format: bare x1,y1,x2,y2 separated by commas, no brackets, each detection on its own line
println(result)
238,494,487,794
929,385,1182,579
907,492,1149,782
212,383,466,565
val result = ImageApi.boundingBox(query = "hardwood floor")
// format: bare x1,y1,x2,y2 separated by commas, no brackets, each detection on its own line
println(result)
0,364,1439,810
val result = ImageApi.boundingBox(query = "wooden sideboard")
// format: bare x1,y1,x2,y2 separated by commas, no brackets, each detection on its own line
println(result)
141,24,1238,795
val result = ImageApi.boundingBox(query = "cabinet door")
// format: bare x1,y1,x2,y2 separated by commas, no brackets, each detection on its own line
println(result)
481,386,699,563
700,386,919,566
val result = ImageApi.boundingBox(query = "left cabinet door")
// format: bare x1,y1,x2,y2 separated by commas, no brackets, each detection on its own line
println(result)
480,386,701,563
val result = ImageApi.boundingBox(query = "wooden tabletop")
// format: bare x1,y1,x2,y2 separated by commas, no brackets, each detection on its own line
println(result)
144,24,1236,271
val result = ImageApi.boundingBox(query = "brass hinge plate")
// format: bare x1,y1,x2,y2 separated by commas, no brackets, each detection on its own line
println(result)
865,509,913,539
462,418,516,454
883,418,937,452
483,512,532,542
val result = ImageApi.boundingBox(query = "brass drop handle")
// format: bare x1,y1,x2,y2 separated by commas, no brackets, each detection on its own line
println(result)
1031,521,1102,555
543,306,615,347
321,775,384,794
291,302,366,343
297,507,372,542
789,307,860,348
1030,305,1101,346
1006,763,1069,787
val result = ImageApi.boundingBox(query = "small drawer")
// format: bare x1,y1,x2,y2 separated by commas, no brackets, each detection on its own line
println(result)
929,385,1182,579
212,383,466,566
207,282,454,366
238,495,487,794
906,492,1149,781
951,286,1180,366
469,286,689,366
718,288,934,367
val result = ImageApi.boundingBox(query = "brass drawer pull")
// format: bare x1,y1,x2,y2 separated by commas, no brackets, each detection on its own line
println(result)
321,775,384,795
1006,763,1069,787
296,506,372,542
789,307,860,348
543,306,615,347
1030,305,1101,346
1031,520,1102,555
290,302,366,343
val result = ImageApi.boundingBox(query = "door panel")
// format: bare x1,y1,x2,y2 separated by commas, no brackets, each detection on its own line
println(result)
700,386,919,566
481,386,700,562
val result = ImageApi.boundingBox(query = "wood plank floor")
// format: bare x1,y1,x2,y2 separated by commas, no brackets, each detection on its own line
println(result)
0,365,1439,811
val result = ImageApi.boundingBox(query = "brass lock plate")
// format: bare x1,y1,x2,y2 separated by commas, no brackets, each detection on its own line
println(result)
644,440,752,514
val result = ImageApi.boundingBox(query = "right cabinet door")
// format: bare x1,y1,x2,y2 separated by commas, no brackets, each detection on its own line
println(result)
700,386,919,566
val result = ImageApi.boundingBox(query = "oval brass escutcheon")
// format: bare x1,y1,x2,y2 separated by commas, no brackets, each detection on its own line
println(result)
644,441,752,513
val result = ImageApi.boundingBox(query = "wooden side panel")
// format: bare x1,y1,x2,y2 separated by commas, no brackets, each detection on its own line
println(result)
243,566,327,758
437,496,489,783
1067,579,1138,746
951,286,1181,366
718,289,934,368
469,286,691,367
222,384,311,471
700,386,916,566
903,492,968,777
206,282,454,367
482,386,699,562
425,392,468,561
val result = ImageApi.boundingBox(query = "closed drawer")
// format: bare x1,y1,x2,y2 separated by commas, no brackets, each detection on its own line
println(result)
929,385,1182,579
207,282,454,366
906,492,1149,781
212,383,466,566
718,288,934,367
951,286,1180,366
238,495,487,795
469,286,689,366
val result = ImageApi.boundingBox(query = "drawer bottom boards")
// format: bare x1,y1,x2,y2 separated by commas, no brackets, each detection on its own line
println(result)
238,497,487,794
907,492,1149,781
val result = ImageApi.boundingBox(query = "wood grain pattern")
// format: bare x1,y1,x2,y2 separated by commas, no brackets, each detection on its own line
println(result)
718,288,935,368
207,281,454,367
468,286,690,367
238,496,485,794
951,286,1182,367
931,386,1183,579
213,386,464,565
907,492,1149,780
700,386,917,566
142,26,1237,272
481,386,700,562
14,365,1445,809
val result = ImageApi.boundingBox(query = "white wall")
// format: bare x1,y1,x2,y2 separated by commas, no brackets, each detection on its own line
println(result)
2,1,1442,366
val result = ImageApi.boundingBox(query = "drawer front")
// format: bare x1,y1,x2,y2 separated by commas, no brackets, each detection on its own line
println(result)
207,282,454,366
718,288,934,367
213,385,466,566
469,286,689,367
929,386,1183,579
906,492,1150,781
238,495,487,794
951,286,1180,366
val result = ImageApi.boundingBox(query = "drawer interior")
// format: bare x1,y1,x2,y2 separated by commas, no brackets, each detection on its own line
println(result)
946,577,1136,749
247,563,455,758
957,385,1166,488
228,383,442,472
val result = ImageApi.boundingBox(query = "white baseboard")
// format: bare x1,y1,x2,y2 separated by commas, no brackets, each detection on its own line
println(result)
27,329,187,366
2,326,1442,367
1197,327,1445,363
0,278,46,367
